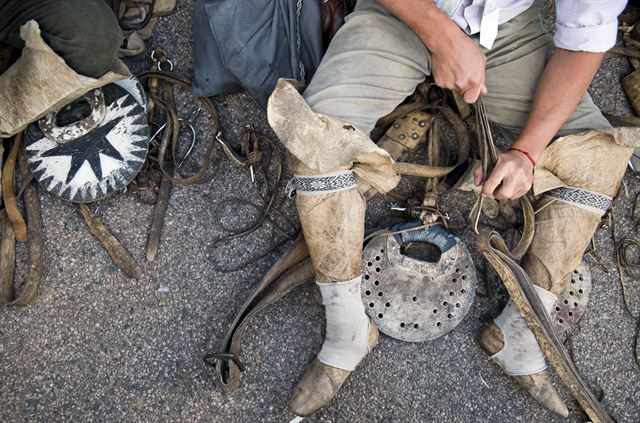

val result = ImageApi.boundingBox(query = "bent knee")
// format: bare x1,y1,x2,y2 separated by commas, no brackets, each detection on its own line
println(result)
42,0,121,77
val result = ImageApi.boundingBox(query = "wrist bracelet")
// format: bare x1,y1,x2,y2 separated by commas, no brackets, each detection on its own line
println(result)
508,147,537,167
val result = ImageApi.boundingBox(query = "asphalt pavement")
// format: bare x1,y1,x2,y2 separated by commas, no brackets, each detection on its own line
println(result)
1,1,639,422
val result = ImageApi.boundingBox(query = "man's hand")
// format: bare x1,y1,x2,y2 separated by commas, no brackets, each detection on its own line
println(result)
474,150,534,199
378,0,487,103
429,26,487,103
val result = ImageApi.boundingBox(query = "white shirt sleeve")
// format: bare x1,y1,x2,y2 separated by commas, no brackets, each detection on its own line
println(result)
554,0,627,52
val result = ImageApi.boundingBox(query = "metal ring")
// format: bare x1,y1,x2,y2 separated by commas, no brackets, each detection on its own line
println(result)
158,59,174,72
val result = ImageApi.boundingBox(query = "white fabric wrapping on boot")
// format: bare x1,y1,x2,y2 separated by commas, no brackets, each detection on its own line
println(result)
491,285,558,376
316,276,370,371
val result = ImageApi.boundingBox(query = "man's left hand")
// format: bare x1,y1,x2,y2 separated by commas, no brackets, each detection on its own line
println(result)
473,150,534,199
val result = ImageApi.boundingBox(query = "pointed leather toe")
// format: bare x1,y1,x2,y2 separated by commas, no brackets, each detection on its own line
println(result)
290,321,379,416
479,322,569,418
289,359,351,417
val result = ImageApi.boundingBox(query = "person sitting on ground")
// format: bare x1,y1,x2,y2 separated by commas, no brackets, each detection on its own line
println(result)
266,0,630,418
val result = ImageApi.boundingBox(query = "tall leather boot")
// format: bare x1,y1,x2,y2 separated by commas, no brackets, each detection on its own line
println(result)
480,130,634,417
267,79,400,416
287,159,378,417
0,20,124,138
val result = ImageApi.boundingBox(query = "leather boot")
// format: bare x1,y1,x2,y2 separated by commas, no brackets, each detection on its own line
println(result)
288,159,377,417
290,320,378,417
479,322,569,417
480,129,634,417
266,79,400,416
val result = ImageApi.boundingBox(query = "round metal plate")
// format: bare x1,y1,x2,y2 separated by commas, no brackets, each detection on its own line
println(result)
550,260,592,333
361,233,477,342
24,81,149,203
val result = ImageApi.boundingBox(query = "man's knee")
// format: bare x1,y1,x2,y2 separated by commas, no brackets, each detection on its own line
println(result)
41,0,121,77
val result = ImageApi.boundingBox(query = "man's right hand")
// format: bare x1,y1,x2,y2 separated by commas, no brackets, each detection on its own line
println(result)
428,22,487,103
378,0,487,103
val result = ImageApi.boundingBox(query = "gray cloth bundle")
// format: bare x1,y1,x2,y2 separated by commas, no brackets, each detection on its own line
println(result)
192,0,323,109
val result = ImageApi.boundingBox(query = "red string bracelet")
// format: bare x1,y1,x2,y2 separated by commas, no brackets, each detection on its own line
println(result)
508,147,536,167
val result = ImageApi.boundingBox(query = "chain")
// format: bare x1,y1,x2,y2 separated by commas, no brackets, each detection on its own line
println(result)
295,0,306,84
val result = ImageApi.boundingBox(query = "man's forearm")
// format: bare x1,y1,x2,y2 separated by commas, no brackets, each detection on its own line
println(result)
378,0,487,102
511,49,605,160
377,0,452,49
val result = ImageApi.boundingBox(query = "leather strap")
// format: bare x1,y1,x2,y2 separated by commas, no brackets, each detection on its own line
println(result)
204,236,312,390
0,133,44,306
478,229,614,423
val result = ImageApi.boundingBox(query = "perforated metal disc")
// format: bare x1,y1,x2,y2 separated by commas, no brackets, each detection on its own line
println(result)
24,81,149,203
550,260,592,333
361,231,477,342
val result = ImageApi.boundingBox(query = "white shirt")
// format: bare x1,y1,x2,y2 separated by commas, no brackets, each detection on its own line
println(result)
435,0,627,52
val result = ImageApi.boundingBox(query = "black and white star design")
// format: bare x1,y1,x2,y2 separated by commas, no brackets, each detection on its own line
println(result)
24,83,150,203
40,118,124,184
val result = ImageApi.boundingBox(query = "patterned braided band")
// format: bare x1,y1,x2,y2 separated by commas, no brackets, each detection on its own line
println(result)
286,170,357,197
546,186,613,216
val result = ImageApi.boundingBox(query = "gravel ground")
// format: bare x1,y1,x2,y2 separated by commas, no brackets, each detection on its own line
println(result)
1,1,640,422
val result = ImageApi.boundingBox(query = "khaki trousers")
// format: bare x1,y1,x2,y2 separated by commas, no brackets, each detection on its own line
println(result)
303,0,611,137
